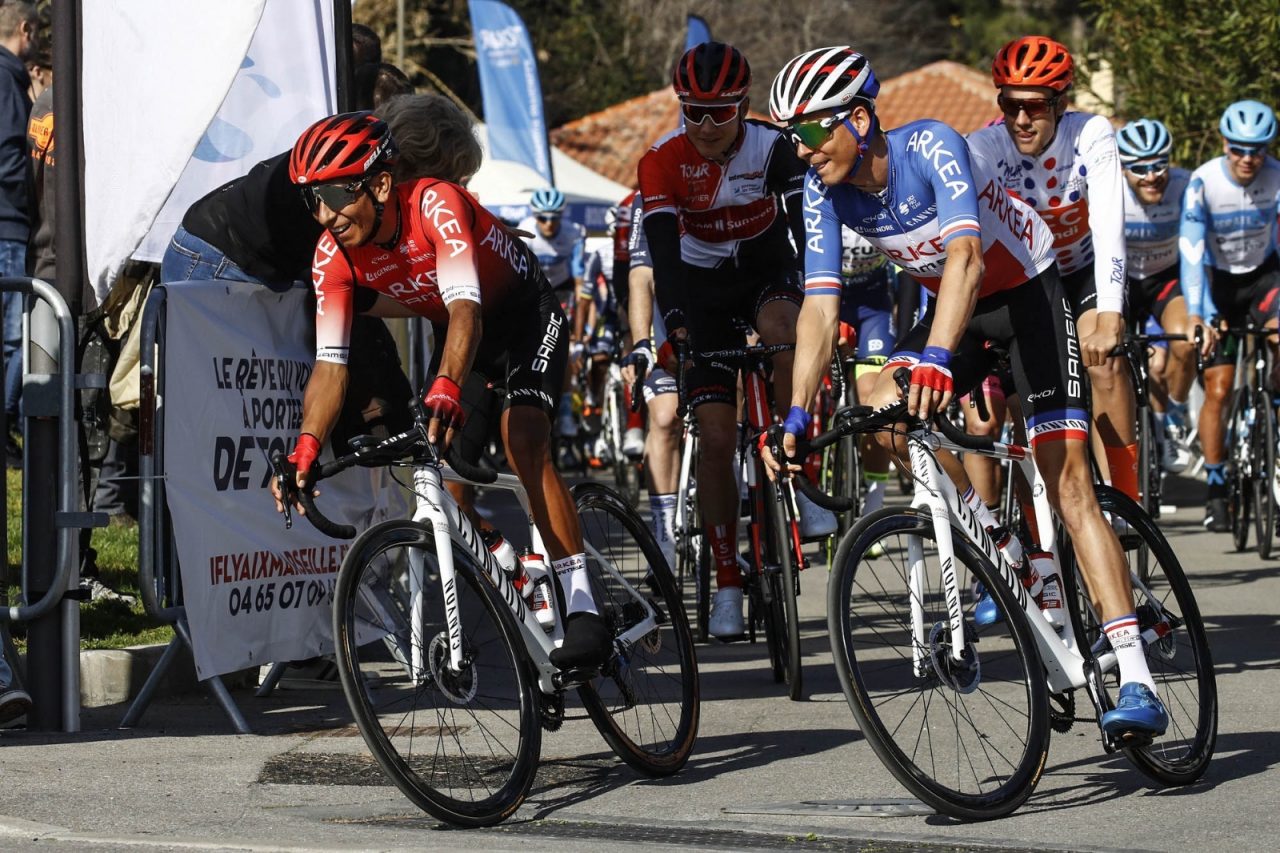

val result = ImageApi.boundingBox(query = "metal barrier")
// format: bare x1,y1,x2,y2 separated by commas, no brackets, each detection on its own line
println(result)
0,276,101,732
120,286,251,733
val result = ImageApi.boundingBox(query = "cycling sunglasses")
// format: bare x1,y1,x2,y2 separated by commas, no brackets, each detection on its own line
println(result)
1126,160,1169,177
535,213,561,223
302,179,368,214
681,100,742,127
996,94,1060,119
1228,143,1268,158
786,110,852,150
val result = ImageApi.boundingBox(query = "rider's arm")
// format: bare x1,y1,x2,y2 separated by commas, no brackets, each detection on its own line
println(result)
299,361,348,445
790,173,846,414
766,128,809,270
428,183,486,388
924,234,983,352
1179,172,1210,321
1081,115,1128,317
574,251,599,341
637,151,690,334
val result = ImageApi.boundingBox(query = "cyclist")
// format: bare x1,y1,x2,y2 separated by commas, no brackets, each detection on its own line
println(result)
610,191,648,460
519,187,589,440
579,205,627,466
1116,118,1196,474
638,41,833,640
966,36,1138,505
767,46,1168,739
1181,99,1280,532
273,112,610,669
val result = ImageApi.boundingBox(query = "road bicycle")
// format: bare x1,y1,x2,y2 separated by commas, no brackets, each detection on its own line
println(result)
672,339,808,699
793,374,1216,819
598,346,643,505
1112,330,1188,523
1211,324,1280,558
274,398,699,827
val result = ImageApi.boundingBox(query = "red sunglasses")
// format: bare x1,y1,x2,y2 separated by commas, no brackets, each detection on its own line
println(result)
681,100,741,127
997,94,1060,119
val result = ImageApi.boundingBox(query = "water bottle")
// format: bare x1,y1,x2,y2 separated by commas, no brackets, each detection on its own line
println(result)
1026,550,1063,629
519,549,557,632
481,529,519,579
989,525,1025,574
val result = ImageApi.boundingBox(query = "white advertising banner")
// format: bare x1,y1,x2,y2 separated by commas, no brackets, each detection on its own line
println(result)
161,281,403,680
84,0,336,301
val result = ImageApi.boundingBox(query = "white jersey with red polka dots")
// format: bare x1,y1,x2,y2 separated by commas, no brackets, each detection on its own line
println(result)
967,111,1127,314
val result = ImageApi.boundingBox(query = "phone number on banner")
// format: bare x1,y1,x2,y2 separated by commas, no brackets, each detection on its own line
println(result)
226,578,335,616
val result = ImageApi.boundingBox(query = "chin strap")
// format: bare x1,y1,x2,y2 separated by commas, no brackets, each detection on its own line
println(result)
369,186,402,250
842,112,879,179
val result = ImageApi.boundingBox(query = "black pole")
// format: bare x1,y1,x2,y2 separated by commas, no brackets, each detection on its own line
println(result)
333,0,354,112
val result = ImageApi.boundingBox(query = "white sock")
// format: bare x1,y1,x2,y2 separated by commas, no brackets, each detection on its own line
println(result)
649,493,677,545
863,474,888,515
552,553,597,615
962,485,999,530
1104,614,1156,694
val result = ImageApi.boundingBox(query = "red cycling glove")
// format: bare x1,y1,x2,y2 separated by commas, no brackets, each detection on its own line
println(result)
288,432,321,477
911,346,954,397
424,376,466,431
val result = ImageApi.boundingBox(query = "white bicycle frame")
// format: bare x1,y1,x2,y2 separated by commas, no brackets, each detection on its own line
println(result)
903,427,1158,694
392,462,660,695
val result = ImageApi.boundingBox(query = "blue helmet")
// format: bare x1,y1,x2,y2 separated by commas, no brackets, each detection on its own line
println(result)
1116,118,1172,163
1219,100,1277,145
529,187,566,213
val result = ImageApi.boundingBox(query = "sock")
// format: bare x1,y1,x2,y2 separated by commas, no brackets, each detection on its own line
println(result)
1154,411,1167,430
1205,462,1226,498
649,492,677,548
708,523,740,589
1104,443,1140,502
1167,399,1188,429
1104,614,1156,694
962,484,999,530
551,553,597,615
863,471,889,515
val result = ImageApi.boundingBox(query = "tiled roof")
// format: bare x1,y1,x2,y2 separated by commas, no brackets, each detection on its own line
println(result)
876,60,1001,134
550,60,1103,188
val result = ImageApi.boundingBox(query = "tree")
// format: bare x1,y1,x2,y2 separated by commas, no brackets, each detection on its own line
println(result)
1087,0,1280,164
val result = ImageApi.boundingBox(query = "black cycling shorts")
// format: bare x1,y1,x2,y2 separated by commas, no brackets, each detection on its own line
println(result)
889,264,1089,448
682,261,802,409
1060,265,1098,315
1125,269,1182,327
1205,252,1280,368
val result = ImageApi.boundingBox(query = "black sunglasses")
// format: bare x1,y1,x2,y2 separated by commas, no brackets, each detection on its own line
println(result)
536,213,561,223
302,179,368,213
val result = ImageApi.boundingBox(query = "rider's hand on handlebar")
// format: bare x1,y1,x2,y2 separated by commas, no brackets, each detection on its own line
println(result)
908,347,954,419
621,338,654,385
1189,316,1218,360
1080,310,1124,368
659,328,688,374
761,406,809,481
424,376,466,451
272,433,320,516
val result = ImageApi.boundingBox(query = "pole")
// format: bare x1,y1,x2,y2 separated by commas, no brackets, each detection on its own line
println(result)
333,0,354,112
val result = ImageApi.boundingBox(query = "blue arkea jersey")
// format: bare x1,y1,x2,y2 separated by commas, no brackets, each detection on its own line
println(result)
518,216,587,289
1179,156,1280,318
802,120,1055,301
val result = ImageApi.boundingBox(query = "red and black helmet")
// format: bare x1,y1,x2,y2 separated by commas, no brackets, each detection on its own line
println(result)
991,36,1074,93
288,111,398,185
672,41,751,101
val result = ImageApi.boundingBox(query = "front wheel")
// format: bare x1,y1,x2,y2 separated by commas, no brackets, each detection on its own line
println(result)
765,477,803,701
575,483,700,775
332,519,540,827
1251,391,1276,559
828,508,1050,820
1226,388,1252,552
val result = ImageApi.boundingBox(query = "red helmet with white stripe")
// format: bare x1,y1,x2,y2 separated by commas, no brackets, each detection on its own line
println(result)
672,42,751,101
769,46,880,123
289,111,397,185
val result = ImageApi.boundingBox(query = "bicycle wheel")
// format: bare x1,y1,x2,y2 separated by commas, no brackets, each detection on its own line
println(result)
1251,391,1276,559
1226,388,1252,552
1063,487,1218,786
1138,406,1161,520
828,507,1050,820
608,380,643,506
575,483,700,775
764,477,804,700
332,519,540,827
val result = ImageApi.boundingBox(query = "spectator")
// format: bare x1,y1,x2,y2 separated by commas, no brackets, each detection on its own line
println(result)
350,22,381,67
0,1,35,470
354,61,412,111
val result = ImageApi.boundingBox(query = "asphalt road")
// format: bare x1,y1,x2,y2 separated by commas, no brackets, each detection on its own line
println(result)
0,472,1275,852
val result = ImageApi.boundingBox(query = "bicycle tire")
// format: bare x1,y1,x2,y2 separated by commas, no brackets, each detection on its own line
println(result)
574,483,701,776
1251,391,1276,559
1138,406,1161,520
332,519,540,828
828,507,1050,820
1063,486,1217,786
1226,388,1252,552
765,477,804,700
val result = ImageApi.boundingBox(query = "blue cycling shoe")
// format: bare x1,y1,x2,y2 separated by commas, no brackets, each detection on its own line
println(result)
973,588,1004,627
1101,682,1168,738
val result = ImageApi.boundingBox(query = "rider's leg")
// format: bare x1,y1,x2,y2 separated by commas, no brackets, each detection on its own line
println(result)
645,386,681,567
1078,307,1141,503
755,297,800,417
696,401,747,637
1200,363,1235,528
962,376,1008,512
856,366,891,514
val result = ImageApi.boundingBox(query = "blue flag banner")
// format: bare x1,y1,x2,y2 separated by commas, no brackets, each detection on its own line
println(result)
685,14,711,51
469,0,554,185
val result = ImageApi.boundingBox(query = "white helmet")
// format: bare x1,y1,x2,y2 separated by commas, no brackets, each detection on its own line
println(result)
769,46,880,123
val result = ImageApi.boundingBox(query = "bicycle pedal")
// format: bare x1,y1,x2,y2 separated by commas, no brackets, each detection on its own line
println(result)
1108,728,1155,751
552,666,600,690
712,632,747,644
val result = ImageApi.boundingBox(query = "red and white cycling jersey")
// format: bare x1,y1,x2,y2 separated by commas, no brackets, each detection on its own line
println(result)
311,178,543,364
967,112,1127,313
637,119,804,268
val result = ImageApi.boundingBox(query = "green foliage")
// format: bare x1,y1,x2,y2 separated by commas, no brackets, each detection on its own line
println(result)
6,470,172,651
948,0,1085,69
1090,0,1280,165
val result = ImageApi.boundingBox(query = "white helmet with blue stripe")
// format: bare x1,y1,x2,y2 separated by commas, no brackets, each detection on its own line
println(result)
530,187,566,213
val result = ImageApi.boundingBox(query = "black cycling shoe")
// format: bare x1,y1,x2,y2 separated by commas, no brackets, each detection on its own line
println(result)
549,611,613,670
1203,497,1230,533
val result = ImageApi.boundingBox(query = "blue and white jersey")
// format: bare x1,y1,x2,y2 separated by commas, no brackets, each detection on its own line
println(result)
1123,167,1190,280
518,216,587,289
582,236,616,315
803,120,1055,300
1180,155,1280,317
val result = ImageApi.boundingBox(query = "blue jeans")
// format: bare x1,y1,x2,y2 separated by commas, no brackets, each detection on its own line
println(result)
1,239,27,419
160,226,260,286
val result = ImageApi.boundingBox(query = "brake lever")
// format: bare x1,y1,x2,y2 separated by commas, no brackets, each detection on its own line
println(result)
271,451,298,530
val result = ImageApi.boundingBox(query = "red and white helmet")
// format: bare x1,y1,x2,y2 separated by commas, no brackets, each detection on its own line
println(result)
289,111,397,185
991,36,1074,93
672,42,751,101
769,46,880,123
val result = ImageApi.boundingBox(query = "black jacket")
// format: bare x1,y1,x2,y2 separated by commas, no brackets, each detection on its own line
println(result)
0,45,31,242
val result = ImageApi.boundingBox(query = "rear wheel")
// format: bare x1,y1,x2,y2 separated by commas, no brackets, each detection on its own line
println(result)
332,520,539,827
765,477,803,701
1251,391,1276,559
1226,388,1252,552
828,508,1049,820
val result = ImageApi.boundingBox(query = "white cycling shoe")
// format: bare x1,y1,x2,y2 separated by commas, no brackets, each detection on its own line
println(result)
622,427,645,458
708,586,745,640
797,490,838,539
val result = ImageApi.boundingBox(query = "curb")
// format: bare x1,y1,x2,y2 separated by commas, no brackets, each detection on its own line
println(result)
22,644,257,708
